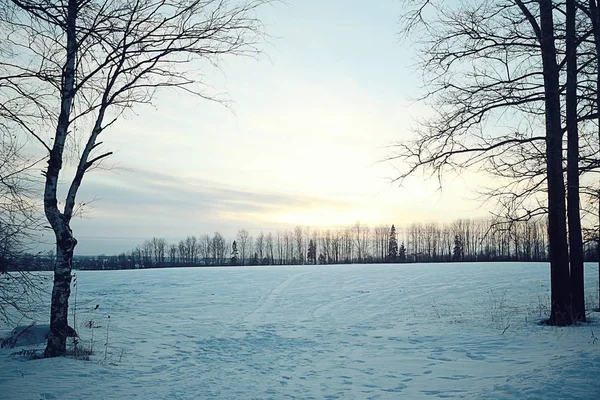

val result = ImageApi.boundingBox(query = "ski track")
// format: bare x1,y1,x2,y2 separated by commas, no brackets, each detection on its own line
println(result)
244,272,310,326
1,263,599,399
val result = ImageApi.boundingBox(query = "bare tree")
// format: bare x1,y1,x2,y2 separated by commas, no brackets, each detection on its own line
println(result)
199,234,212,265
212,232,226,265
265,232,274,265
320,229,332,264
237,229,250,266
275,231,283,265
283,230,292,264
178,240,187,264
168,243,177,264
142,240,153,267
255,231,265,263
0,130,48,325
579,0,600,312
391,0,594,325
0,80,49,323
151,237,167,265
185,236,198,265
352,222,363,263
565,0,585,321
294,226,303,264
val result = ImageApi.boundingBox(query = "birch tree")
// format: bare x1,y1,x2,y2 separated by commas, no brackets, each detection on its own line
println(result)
237,229,251,266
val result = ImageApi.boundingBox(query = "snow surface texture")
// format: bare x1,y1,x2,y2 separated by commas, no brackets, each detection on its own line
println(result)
1,262,600,399
5,324,50,347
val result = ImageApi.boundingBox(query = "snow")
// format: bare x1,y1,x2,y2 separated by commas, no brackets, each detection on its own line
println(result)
5,324,50,347
1,262,600,399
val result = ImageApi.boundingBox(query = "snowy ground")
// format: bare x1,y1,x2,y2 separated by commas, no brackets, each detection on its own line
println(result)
1,262,600,399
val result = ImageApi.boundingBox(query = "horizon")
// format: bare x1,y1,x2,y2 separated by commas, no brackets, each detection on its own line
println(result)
37,214,549,257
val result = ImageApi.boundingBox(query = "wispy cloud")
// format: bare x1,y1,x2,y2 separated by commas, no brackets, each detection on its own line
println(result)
69,166,356,252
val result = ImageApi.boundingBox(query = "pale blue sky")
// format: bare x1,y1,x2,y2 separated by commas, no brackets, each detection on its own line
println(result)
50,0,490,255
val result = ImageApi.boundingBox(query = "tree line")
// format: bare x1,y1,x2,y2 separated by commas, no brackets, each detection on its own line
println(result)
67,217,599,270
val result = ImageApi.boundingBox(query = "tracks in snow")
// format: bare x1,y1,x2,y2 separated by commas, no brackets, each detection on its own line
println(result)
244,272,309,326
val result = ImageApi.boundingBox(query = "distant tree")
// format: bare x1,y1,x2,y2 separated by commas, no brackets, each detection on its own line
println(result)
230,241,239,266
276,231,284,265
168,244,178,264
331,231,341,263
387,224,398,262
319,229,332,264
255,232,265,263
304,226,312,264
185,236,198,265
178,240,187,264
398,242,406,262
294,226,304,264
237,229,251,266
142,240,154,267
342,227,353,263
354,221,364,263
199,234,212,265
453,236,464,262
359,225,370,262
152,237,167,265
373,225,389,262
318,253,326,264
132,246,142,267
250,252,259,266
212,232,226,265
266,232,274,265
307,239,317,264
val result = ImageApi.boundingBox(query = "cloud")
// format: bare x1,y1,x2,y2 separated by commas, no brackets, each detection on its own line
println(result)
89,167,351,212
67,166,357,253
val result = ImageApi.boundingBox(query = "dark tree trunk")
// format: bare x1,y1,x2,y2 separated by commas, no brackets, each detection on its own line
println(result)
566,0,585,322
589,0,600,312
539,0,573,326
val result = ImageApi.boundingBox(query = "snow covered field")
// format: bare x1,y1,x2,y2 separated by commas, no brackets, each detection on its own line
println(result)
1,262,600,399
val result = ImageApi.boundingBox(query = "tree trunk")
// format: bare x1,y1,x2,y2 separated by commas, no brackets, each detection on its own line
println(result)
43,0,78,357
566,0,585,322
44,225,77,357
539,0,573,325
589,0,600,312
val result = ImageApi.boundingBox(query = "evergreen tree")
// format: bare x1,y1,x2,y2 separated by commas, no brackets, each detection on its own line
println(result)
230,241,239,266
388,224,398,262
398,242,406,262
453,235,464,261
307,239,317,264
318,253,326,264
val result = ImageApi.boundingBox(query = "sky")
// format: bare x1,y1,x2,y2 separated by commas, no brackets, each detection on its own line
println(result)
41,0,491,255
